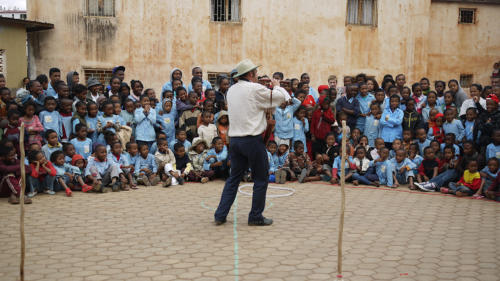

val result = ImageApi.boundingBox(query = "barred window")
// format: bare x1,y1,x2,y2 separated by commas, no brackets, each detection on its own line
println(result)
84,68,114,86
346,0,377,26
211,0,240,22
208,72,230,87
86,0,115,17
459,74,473,88
459,8,476,24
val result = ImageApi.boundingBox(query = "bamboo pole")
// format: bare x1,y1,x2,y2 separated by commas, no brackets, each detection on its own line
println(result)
337,120,347,280
19,123,26,281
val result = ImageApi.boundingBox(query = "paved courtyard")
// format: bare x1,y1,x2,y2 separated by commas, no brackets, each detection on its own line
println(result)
0,180,499,281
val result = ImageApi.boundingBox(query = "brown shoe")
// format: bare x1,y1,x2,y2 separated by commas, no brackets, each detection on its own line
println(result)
24,196,32,204
8,194,19,204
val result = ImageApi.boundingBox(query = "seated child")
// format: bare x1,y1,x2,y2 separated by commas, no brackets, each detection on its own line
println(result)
50,151,92,196
443,160,481,197
373,147,396,188
41,130,62,160
416,128,431,156
188,138,213,183
415,145,458,192
368,138,385,161
63,143,76,164
280,141,318,183
391,149,416,189
485,170,500,201
28,150,56,196
203,137,229,179
0,145,32,204
108,141,134,190
266,141,279,183
330,146,354,184
85,144,123,192
172,142,193,185
416,147,439,190
479,158,499,197
440,133,460,156
134,143,160,186
352,146,378,186
485,129,500,160
389,139,402,159
154,138,176,187
274,143,290,183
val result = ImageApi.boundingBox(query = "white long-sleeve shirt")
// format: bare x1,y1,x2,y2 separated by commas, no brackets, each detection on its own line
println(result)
227,80,291,137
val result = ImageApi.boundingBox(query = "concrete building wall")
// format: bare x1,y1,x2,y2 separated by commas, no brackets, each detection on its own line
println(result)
428,2,500,86
26,0,499,91
0,23,27,88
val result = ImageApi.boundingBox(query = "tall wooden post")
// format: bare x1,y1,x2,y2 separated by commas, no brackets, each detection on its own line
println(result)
337,120,347,280
19,123,26,281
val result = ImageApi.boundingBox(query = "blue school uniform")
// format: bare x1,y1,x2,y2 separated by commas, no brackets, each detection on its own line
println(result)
134,153,158,176
374,159,394,186
41,143,62,160
464,120,480,143
421,106,442,123
124,152,139,167
203,146,229,171
274,98,301,140
53,163,80,177
70,138,93,159
291,117,309,152
157,110,177,143
355,93,375,132
39,110,62,136
332,155,353,177
409,154,423,176
120,110,135,126
108,153,130,172
97,114,121,143
169,139,192,151
391,158,416,181
134,108,156,142
364,115,380,147
85,116,98,144
417,139,431,156
443,119,465,141
46,83,58,99
267,151,279,174
379,107,404,143
188,80,212,92
486,143,500,160
277,151,289,169
84,156,120,177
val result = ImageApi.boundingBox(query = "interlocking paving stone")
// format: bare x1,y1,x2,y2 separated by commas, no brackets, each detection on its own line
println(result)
0,180,498,280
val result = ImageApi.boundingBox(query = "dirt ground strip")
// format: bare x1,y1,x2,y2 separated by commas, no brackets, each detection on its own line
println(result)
0,180,499,281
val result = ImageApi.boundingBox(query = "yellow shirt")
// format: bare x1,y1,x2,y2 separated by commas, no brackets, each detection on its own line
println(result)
463,170,480,184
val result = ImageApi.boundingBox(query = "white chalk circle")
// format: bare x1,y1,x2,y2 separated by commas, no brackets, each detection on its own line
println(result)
238,184,295,198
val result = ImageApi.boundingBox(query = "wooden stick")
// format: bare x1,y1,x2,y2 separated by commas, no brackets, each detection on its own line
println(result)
19,123,26,281
337,120,347,279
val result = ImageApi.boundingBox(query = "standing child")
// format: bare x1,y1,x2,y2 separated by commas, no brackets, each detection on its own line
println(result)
462,108,481,144
266,141,279,183
412,83,426,113
216,111,229,145
121,99,136,129
380,95,404,149
335,84,360,130
135,95,157,149
421,91,442,123
85,102,99,144
198,111,218,145
391,149,416,189
59,98,73,142
179,92,201,140
28,150,56,196
39,97,62,136
3,110,24,156
312,96,335,155
157,99,176,144
187,138,213,183
51,151,92,195
402,98,423,132
443,160,481,197
427,113,445,143
203,137,229,179
71,101,88,133
135,143,160,186
274,97,301,146
19,101,44,146
97,101,121,144
291,106,309,152
70,124,93,159
355,82,375,133
85,144,123,192
41,130,62,160
402,130,414,152
442,108,464,143
364,103,381,147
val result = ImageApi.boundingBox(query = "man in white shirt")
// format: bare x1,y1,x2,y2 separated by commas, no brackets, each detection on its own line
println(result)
214,59,290,226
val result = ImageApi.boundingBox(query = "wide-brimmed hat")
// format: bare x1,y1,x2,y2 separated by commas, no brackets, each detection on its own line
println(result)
233,59,261,78
87,77,102,88
190,137,209,150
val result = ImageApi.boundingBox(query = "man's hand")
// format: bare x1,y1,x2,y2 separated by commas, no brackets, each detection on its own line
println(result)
271,78,281,88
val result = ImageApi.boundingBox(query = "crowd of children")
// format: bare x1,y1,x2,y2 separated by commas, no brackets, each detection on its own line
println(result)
0,68,499,204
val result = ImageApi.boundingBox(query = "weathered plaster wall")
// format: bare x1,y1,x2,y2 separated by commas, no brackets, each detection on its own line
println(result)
428,2,500,86
26,0,496,92
0,23,27,88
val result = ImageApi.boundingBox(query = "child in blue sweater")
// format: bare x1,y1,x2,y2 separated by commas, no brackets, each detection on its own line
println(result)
373,147,396,188
157,99,177,144
39,97,61,136
134,143,160,186
391,149,416,189
291,106,309,152
267,141,279,182
135,96,157,149
204,137,229,179
274,97,301,146
486,130,500,160
364,103,381,147
70,123,93,159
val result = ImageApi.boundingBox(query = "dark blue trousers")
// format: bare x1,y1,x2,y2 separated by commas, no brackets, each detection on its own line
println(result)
214,135,269,222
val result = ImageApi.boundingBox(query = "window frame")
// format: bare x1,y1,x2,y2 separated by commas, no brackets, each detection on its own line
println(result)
459,74,474,88
0,49,6,77
207,72,230,87
458,8,476,24
85,0,116,17
210,0,241,23
346,0,378,27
